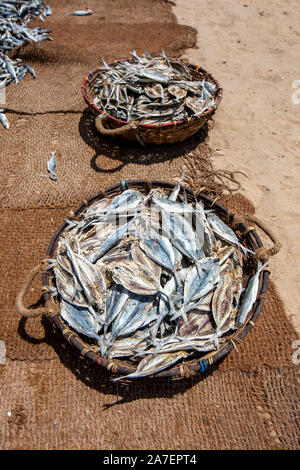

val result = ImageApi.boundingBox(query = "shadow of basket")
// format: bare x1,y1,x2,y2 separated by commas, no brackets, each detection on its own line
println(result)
79,108,211,174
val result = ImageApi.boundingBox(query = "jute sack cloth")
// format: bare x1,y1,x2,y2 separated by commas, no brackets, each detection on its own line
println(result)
0,113,210,209
0,360,298,449
4,0,196,114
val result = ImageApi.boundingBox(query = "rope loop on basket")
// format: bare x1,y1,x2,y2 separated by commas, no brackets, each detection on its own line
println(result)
15,262,61,319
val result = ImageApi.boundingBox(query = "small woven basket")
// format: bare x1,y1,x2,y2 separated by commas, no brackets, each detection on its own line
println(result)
16,180,280,380
82,59,223,145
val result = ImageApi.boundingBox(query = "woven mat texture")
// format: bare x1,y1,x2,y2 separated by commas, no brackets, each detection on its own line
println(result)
0,0,299,450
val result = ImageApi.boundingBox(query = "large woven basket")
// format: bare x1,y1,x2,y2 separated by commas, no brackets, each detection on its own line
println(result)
82,59,223,145
16,180,280,380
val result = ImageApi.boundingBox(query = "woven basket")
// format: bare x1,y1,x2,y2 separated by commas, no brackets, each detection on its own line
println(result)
82,59,223,145
16,180,280,380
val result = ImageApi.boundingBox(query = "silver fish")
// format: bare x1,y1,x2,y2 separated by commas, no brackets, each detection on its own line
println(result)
47,151,57,181
211,271,234,329
108,294,150,347
110,332,149,358
167,212,204,263
0,111,9,129
207,213,254,256
113,350,188,381
130,240,162,279
64,237,107,312
104,285,130,335
107,259,169,299
89,217,136,264
60,300,101,342
236,261,268,327
171,258,220,323
65,10,94,16
139,233,178,279
53,263,98,320
168,170,186,202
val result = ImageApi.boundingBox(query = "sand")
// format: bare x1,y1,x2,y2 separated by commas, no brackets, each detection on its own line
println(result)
172,0,300,334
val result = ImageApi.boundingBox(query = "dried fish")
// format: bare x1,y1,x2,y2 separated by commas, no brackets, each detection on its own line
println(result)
60,300,101,342
235,261,268,327
0,1,52,108
0,111,9,129
113,351,189,381
65,10,94,16
92,51,217,126
47,150,57,181
50,174,263,380
207,213,254,256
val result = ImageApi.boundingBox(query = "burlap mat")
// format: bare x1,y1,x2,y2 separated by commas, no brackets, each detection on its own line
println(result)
0,0,299,450
0,112,211,209
5,0,196,114
1,359,298,450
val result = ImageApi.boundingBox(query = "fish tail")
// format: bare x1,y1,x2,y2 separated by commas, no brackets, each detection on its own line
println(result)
112,373,134,382
259,260,269,272
239,243,255,256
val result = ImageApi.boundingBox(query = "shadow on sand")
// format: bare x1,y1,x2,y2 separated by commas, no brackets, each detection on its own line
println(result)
18,312,223,409
78,108,210,174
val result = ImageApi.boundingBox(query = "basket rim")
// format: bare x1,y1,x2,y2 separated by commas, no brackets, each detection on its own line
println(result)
81,57,223,129
42,180,269,379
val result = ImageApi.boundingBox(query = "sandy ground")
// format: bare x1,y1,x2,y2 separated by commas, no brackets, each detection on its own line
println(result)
173,0,300,334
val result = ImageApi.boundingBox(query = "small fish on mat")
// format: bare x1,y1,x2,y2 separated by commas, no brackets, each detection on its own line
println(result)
65,10,94,16
47,150,57,181
0,110,10,130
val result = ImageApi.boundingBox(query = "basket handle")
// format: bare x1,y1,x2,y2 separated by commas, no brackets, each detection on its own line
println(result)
244,214,281,259
95,115,140,136
15,263,56,318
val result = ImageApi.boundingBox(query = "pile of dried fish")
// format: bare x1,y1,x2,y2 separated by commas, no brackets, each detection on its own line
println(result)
0,0,51,22
0,1,52,129
92,50,217,125
0,18,52,54
46,176,267,380
0,1,52,53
